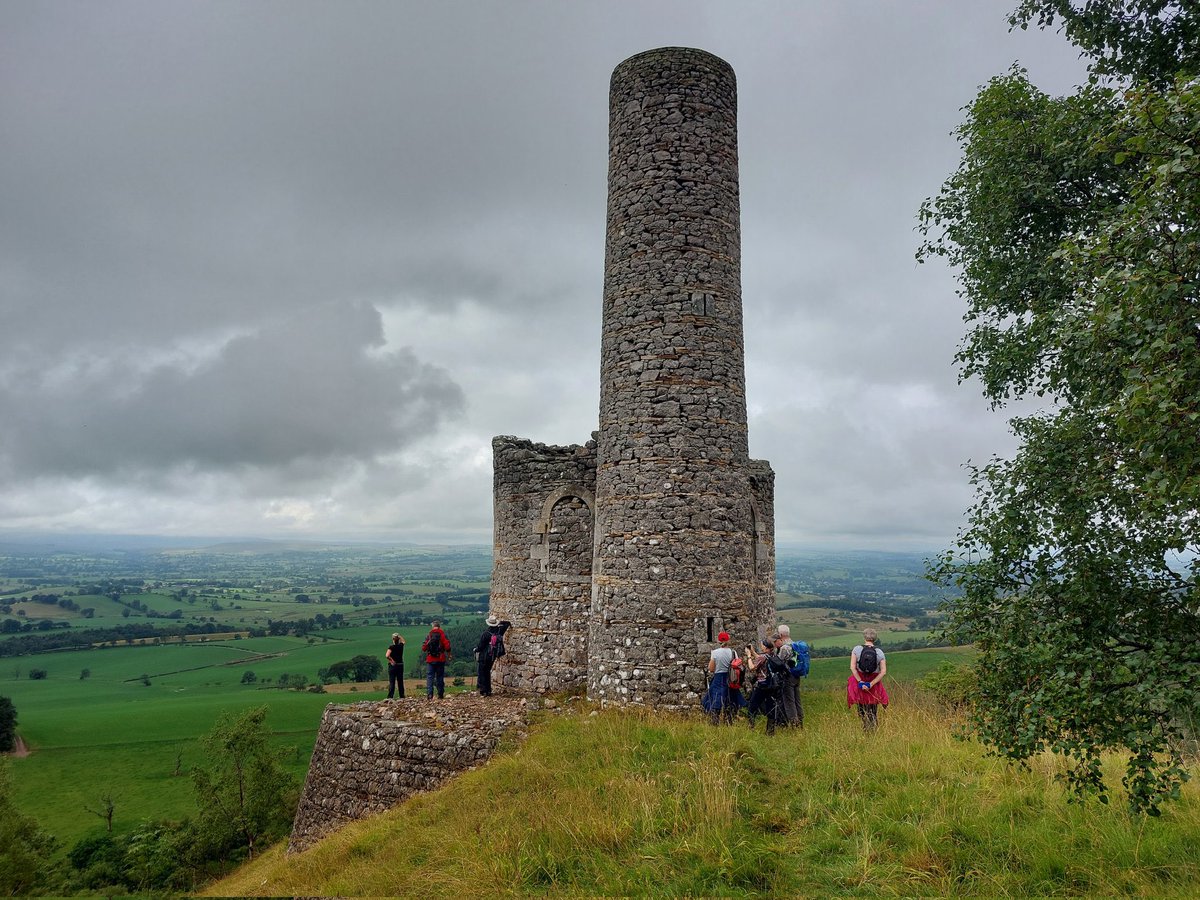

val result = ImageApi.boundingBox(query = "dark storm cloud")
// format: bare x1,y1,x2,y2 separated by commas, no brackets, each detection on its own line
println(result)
0,301,463,477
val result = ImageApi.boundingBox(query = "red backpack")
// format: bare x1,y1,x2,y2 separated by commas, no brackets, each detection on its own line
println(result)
728,656,745,691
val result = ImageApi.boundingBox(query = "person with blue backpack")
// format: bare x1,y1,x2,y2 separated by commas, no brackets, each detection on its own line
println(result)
774,624,810,727
474,613,511,697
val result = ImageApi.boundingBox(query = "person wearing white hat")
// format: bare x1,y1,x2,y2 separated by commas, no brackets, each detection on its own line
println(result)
474,613,512,696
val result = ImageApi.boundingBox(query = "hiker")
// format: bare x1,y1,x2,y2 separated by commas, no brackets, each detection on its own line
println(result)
746,637,786,734
423,620,451,699
726,647,748,716
701,631,737,724
848,628,889,731
474,613,511,697
774,624,803,727
385,632,406,699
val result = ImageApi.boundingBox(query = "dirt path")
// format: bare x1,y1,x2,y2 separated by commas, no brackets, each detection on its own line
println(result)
10,734,30,757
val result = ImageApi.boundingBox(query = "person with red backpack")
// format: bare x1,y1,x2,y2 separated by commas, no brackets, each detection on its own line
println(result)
474,613,511,697
423,620,451,699
701,631,737,725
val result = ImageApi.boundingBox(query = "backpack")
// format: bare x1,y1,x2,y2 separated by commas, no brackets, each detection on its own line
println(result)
789,640,810,678
425,631,443,656
760,655,785,692
857,644,880,675
727,656,744,691
486,632,505,661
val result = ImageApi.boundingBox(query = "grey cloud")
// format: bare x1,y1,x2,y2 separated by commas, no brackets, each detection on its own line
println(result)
0,0,1089,544
0,302,463,478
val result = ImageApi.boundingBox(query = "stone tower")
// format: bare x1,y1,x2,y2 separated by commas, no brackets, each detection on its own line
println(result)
491,47,774,708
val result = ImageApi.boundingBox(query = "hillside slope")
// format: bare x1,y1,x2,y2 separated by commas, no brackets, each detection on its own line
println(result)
206,671,1200,897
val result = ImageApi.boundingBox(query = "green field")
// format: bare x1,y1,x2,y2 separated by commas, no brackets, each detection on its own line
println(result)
0,539,960,891
776,600,935,649
2,623,449,848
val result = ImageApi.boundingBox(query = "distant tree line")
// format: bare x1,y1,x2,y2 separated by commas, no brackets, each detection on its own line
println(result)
261,613,346,637
809,635,952,659
0,622,229,658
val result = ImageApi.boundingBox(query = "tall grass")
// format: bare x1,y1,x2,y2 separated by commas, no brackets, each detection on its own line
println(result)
206,686,1200,897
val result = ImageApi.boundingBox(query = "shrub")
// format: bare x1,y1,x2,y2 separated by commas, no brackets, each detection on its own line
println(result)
919,661,978,709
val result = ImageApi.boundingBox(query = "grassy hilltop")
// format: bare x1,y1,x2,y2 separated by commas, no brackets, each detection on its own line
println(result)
207,651,1200,898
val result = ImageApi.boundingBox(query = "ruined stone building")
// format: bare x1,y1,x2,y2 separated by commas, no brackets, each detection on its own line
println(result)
491,47,775,709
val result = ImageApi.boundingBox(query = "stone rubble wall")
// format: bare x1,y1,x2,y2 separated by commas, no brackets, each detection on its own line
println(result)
289,697,529,853
490,436,597,694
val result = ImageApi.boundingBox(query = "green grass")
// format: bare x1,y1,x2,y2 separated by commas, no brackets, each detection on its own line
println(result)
204,679,1200,898
1,625,445,846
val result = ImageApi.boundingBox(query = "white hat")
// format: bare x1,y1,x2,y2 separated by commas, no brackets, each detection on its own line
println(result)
486,613,500,627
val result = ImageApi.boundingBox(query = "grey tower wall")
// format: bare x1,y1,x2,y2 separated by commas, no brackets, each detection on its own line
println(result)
490,436,596,693
488,47,775,706
588,47,775,708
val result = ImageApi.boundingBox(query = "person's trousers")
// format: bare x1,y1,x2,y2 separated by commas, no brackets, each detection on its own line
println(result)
857,703,879,731
477,656,494,695
748,686,781,735
387,663,405,699
781,672,803,726
426,662,446,698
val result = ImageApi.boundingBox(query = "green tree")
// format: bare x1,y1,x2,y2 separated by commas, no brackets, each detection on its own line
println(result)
1010,1,1200,85
190,706,297,860
349,654,382,682
0,696,15,752
919,0,1199,812
0,762,57,895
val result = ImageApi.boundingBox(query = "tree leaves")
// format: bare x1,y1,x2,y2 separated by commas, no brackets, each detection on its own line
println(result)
921,2,1198,813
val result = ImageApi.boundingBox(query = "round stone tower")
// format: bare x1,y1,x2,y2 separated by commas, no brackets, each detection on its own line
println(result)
588,47,773,708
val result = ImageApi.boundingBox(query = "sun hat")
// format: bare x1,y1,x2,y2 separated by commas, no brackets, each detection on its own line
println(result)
486,614,500,627
392,633,400,639
717,631,730,642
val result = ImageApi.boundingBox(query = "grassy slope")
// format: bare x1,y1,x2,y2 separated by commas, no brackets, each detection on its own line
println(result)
208,656,1200,898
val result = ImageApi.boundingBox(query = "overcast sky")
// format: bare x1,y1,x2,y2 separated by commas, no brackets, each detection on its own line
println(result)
0,1,1089,550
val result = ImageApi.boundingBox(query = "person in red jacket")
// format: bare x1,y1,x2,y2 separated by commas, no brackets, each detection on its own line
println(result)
423,621,451,699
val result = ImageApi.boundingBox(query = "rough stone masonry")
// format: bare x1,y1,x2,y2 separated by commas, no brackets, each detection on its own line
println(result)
290,697,529,852
492,47,776,709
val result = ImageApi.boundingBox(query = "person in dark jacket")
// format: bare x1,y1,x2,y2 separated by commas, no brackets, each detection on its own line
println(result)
746,638,787,734
474,614,512,696
423,621,451,699
385,632,406,699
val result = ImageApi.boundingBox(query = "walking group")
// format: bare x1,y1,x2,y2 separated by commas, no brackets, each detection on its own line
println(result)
701,625,889,732
385,615,512,700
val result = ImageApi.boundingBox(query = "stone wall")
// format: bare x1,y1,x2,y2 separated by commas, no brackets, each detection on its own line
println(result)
289,697,529,852
490,436,597,693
